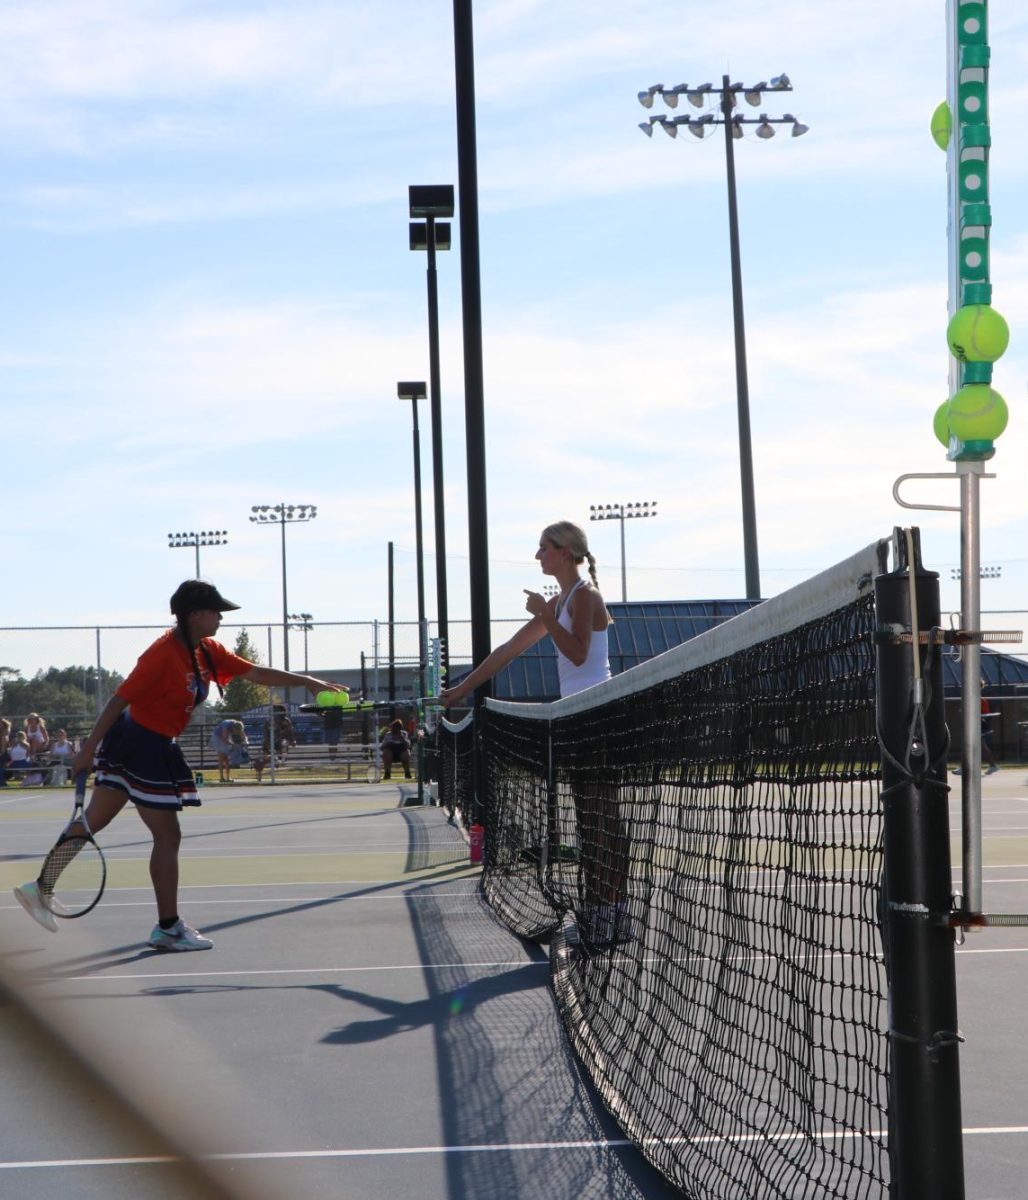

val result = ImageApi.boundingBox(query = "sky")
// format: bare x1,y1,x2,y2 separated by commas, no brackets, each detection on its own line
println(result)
1,1,1027,678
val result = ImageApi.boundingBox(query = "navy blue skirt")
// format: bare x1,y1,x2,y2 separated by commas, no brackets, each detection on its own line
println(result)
95,715,199,810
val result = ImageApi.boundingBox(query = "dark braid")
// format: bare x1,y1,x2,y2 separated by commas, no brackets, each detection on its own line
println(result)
177,619,224,704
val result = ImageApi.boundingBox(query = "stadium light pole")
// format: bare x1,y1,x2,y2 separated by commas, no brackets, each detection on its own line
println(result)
167,530,227,579
589,502,658,602
409,185,455,691
639,73,807,601
288,612,313,673
249,503,318,703
397,382,428,709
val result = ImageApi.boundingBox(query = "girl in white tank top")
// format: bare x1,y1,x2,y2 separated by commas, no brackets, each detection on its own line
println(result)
438,520,612,705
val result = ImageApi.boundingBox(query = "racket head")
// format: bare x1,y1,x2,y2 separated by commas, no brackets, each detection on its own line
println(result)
42,770,107,919
44,833,107,918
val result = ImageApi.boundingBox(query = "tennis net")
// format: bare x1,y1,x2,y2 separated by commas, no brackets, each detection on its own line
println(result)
438,711,475,826
463,541,892,1198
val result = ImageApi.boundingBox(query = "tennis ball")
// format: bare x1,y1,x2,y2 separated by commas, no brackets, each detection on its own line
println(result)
316,690,342,707
946,384,1008,442
947,305,1010,363
930,100,951,151
933,400,951,447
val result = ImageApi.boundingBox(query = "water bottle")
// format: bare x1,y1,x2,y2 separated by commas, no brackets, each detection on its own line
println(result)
469,823,485,865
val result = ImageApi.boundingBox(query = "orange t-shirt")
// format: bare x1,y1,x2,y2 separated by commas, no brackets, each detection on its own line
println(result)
117,631,254,737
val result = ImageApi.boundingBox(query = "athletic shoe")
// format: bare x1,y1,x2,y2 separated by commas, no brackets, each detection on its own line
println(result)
13,882,58,934
986,765,999,775
148,920,213,952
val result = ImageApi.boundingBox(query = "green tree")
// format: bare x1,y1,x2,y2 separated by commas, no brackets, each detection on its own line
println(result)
1,663,125,721
219,629,270,714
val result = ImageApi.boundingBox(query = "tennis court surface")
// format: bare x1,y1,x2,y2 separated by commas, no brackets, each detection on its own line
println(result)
1,778,688,1200
1,773,1026,1198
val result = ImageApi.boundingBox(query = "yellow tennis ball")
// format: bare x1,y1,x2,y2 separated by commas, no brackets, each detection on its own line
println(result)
947,384,1008,442
930,100,951,151
933,400,951,447
947,305,1010,363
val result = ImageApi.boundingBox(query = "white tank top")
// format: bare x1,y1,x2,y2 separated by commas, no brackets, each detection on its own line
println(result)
555,579,611,698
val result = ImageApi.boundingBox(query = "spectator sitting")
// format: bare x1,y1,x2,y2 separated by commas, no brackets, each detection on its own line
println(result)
7,731,33,782
0,718,11,786
23,713,50,758
49,729,74,783
381,719,412,781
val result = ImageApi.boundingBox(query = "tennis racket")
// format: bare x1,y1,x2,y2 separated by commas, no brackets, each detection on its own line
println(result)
39,771,107,919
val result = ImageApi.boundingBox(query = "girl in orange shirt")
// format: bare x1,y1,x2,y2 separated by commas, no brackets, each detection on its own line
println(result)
14,580,345,951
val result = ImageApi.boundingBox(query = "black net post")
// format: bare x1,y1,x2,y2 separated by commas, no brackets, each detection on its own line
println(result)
875,529,964,1200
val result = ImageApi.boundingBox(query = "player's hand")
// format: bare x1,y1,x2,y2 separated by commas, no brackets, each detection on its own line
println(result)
307,679,347,696
71,748,93,776
523,589,547,617
438,686,463,709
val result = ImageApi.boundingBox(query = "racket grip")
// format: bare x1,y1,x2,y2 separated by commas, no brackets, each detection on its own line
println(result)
74,769,88,797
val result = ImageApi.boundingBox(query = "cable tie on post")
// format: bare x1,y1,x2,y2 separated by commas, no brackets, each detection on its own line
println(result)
889,1028,965,1063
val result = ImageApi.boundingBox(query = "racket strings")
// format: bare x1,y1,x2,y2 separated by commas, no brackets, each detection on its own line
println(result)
39,835,88,896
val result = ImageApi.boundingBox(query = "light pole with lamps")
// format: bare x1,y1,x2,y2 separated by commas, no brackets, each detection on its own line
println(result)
398,381,428,803
409,184,454,690
639,74,807,601
397,382,428,708
249,503,317,702
288,612,313,672
589,502,658,602
167,530,228,579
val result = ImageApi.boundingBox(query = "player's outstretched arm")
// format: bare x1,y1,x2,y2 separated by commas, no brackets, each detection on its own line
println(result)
244,666,347,697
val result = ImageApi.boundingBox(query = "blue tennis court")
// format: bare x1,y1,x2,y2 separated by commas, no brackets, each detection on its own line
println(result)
1,773,1025,1198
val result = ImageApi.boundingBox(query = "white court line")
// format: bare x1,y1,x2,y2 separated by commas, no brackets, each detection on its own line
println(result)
36,943,1028,984
43,961,550,983
4,1125,1028,1170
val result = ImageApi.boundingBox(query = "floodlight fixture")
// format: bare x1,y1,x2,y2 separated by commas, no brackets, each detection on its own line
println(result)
635,71,806,602
397,380,428,402
687,113,715,139
662,84,687,109
638,83,663,108
408,184,454,218
409,221,451,251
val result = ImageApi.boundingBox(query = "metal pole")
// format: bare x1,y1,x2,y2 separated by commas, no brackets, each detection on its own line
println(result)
194,543,201,579
95,627,103,716
619,508,627,602
721,75,761,602
279,508,290,674
453,0,490,825
959,463,983,914
875,528,964,1199
426,213,450,688
388,542,396,705
411,398,427,707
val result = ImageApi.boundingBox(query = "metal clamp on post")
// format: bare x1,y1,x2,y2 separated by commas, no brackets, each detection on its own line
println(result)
892,465,994,514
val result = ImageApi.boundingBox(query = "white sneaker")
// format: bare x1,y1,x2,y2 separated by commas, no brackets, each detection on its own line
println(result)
14,882,58,933
148,920,213,952
986,765,999,775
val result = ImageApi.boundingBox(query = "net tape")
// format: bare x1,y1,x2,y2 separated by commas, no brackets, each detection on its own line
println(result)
471,541,890,1198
